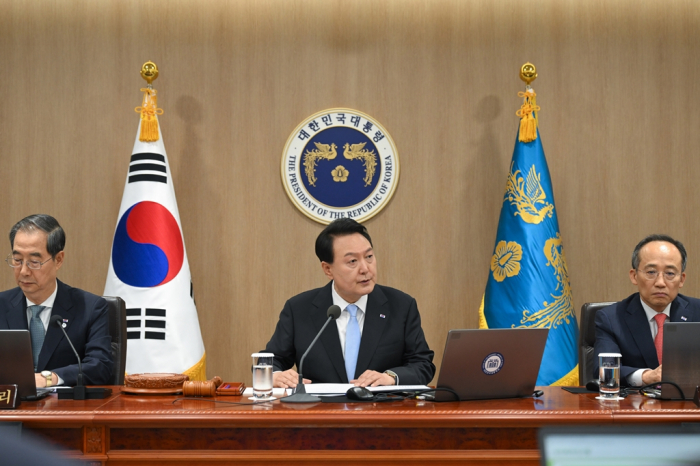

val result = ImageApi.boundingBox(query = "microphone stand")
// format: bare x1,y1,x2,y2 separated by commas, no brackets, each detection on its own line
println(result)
282,306,340,403
51,316,112,400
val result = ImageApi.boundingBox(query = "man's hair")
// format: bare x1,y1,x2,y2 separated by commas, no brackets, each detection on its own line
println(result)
631,234,687,272
9,214,66,258
315,218,373,263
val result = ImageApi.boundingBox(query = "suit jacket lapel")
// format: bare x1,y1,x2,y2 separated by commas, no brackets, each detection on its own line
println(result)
5,288,28,330
38,281,75,370
312,283,346,382
624,294,659,368
670,295,692,322
355,286,388,377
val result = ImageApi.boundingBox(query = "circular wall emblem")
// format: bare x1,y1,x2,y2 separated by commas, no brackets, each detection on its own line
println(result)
482,352,504,375
281,108,399,224
112,201,184,287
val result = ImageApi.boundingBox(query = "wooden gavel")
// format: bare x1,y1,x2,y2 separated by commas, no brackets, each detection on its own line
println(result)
182,376,223,397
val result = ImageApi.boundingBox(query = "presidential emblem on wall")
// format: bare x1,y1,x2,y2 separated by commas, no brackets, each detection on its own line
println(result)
281,108,399,224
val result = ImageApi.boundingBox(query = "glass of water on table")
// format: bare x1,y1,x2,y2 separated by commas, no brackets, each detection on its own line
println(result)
251,353,275,401
598,353,622,399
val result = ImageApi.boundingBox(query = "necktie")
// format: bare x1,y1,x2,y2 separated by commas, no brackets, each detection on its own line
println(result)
344,304,361,383
653,313,667,365
29,305,47,371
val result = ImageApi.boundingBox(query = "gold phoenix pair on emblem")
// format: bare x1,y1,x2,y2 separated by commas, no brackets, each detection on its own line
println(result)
303,142,378,187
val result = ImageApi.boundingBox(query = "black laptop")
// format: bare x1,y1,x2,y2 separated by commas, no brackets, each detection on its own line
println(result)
660,322,700,400
0,330,53,401
433,328,549,401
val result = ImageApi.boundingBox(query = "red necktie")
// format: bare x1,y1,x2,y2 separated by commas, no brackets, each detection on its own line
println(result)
653,313,667,365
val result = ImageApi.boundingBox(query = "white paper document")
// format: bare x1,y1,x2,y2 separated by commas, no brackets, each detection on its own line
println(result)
303,384,430,395
242,384,430,397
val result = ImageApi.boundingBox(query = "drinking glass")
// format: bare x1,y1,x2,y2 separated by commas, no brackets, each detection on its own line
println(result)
251,353,274,400
598,353,621,399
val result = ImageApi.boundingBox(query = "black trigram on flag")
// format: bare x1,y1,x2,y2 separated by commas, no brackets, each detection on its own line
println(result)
126,308,167,340
128,153,167,184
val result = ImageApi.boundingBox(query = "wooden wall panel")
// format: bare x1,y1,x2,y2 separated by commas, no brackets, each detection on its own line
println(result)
1,0,699,384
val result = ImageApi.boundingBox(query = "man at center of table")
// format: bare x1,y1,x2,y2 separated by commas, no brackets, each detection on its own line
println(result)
264,218,435,388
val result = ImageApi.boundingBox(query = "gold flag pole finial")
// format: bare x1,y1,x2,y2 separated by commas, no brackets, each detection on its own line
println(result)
516,62,540,142
135,61,163,142
519,62,537,86
140,61,159,85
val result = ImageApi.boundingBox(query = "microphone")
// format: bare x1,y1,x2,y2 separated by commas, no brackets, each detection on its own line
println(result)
50,315,112,400
585,379,600,392
281,304,342,403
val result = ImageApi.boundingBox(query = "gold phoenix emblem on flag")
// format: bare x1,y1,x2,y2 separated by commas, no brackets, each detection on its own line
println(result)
504,162,554,225
516,234,574,329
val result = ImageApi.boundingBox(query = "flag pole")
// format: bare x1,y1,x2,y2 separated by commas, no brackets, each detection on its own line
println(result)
482,63,579,386
105,61,207,381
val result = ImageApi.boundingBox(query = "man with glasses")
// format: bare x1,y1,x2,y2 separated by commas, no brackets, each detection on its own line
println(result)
593,234,700,386
0,214,112,388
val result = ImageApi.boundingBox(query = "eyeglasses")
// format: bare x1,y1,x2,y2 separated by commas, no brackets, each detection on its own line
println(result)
6,254,53,270
637,269,680,282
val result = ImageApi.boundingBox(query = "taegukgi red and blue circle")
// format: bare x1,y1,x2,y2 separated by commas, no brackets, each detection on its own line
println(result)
111,201,184,287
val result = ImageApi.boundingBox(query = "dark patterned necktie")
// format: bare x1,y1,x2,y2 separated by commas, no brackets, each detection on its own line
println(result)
29,305,47,371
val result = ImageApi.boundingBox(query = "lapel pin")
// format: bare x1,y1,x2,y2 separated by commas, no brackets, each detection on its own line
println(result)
380,314,386,319
681,316,688,321
62,319,69,328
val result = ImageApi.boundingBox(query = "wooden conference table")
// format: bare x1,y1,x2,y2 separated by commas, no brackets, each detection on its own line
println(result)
1,386,699,465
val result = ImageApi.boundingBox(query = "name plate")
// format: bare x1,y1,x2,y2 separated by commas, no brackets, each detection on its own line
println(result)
0,385,20,409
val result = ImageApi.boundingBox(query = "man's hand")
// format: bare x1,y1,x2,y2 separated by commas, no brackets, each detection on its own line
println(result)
273,369,311,388
351,370,396,387
641,365,662,385
34,372,57,388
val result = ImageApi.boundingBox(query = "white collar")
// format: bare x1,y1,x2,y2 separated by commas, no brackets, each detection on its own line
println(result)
640,297,671,322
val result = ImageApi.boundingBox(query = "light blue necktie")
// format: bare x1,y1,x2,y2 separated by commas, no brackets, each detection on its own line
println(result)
344,304,361,383
29,305,47,371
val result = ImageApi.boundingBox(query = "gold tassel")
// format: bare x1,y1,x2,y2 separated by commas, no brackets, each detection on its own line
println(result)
134,87,164,142
516,89,540,143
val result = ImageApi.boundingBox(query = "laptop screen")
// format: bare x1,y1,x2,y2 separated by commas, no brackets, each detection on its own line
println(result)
662,322,700,400
539,426,700,466
0,330,42,399
434,328,548,401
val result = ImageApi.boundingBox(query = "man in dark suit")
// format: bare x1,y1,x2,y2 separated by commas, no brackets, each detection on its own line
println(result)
0,214,112,387
594,234,700,387
265,218,435,388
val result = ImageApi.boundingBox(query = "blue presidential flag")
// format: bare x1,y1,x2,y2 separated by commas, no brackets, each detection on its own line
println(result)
481,90,578,386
